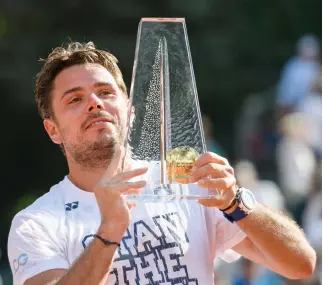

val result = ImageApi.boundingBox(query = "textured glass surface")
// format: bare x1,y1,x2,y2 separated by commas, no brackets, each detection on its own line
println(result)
122,18,219,202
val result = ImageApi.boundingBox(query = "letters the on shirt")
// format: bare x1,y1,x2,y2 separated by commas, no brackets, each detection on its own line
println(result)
82,212,199,285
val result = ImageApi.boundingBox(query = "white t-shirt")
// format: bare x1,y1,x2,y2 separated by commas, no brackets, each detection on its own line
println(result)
8,165,246,285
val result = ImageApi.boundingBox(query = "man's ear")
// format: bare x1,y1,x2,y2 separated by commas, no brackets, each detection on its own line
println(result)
43,119,62,144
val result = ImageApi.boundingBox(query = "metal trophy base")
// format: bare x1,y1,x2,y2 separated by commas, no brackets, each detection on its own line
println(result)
123,183,220,203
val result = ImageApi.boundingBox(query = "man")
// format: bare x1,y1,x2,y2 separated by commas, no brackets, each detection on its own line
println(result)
8,42,316,285
276,34,321,117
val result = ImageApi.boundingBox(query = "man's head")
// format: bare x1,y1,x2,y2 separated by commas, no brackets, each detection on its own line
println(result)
36,42,129,169
234,160,258,188
296,34,320,60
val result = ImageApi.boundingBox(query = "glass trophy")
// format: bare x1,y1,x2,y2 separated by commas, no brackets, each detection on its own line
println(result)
122,18,220,202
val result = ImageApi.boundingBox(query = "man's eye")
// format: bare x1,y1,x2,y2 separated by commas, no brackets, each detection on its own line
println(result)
68,97,81,104
100,90,115,96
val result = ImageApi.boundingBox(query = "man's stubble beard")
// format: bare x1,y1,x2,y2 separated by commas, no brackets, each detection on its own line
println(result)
63,126,124,170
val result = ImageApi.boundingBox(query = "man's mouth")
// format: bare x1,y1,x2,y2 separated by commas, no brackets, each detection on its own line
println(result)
85,117,115,129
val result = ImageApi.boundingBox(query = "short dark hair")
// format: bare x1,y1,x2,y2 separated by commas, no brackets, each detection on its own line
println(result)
35,41,127,119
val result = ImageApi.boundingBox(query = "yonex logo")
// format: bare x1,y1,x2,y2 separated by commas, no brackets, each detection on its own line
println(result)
65,201,79,211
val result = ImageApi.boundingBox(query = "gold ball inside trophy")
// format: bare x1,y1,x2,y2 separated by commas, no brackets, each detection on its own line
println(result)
166,146,199,184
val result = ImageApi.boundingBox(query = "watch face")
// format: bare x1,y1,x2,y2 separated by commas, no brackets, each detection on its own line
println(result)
241,189,256,210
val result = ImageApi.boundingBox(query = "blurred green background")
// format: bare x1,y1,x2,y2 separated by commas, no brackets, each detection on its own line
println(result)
0,0,321,284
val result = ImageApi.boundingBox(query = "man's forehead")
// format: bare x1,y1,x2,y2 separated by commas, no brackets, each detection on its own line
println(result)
54,63,117,90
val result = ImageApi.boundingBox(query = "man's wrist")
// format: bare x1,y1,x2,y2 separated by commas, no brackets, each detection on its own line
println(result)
94,234,121,248
224,200,239,214
97,224,126,243
222,187,257,223
219,197,237,212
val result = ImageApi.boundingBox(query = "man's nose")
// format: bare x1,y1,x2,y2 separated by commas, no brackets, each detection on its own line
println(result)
86,93,104,113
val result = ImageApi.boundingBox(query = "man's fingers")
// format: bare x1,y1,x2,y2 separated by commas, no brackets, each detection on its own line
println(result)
198,199,219,207
189,164,233,183
121,187,143,196
106,180,147,192
193,152,229,169
110,167,148,183
126,201,137,211
196,177,236,190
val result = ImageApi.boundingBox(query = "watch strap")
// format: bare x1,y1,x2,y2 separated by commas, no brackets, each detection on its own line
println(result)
222,187,253,223
223,206,249,223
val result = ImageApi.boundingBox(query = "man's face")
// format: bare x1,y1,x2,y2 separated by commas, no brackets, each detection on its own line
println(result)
44,63,129,168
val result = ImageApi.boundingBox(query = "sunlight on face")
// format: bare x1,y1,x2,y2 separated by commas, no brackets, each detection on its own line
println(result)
48,63,129,168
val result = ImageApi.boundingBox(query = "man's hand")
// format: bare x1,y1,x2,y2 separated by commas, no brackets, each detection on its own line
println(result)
189,152,237,209
23,150,149,285
93,149,148,242
189,154,316,279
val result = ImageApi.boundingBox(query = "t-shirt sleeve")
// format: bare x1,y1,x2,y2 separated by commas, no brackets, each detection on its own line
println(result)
8,211,69,285
206,207,247,263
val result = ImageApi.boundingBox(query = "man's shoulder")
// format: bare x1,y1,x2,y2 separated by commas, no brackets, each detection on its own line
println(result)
11,179,66,228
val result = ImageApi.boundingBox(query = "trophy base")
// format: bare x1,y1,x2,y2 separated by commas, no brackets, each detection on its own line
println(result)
123,183,220,203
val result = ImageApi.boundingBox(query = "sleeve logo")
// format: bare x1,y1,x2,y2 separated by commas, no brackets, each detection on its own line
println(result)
13,254,28,274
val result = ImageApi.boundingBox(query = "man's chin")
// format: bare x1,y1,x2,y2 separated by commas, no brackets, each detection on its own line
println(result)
85,126,123,147
96,132,122,147
88,128,113,139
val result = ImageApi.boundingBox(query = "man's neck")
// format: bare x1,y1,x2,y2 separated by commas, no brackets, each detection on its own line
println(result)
67,164,107,192
65,149,132,192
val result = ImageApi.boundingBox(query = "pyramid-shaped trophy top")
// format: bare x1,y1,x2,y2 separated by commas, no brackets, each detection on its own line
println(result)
123,18,206,187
